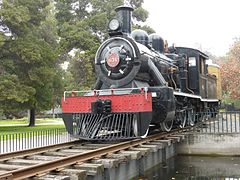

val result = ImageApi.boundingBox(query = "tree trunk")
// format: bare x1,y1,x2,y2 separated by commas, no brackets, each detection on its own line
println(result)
52,96,55,118
52,107,55,118
28,108,35,127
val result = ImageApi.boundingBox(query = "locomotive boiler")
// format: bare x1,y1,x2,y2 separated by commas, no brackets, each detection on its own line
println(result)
62,5,219,140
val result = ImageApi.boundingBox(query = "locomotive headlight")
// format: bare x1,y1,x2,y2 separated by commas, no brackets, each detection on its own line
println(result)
108,18,120,31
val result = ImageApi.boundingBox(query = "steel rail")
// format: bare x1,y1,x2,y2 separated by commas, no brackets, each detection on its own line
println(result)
0,128,190,180
0,140,82,161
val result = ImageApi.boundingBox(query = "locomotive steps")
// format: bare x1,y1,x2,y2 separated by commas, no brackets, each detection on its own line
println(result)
0,128,188,180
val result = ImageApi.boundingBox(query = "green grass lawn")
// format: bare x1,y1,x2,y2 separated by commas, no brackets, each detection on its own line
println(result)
0,124,65,133
0,118,66,140
0,118,63,125
0,125,66,140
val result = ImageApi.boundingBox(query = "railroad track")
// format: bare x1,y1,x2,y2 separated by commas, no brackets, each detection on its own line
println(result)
0,127,192,180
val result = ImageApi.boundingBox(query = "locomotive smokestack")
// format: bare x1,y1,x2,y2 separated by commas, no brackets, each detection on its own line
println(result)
115,5,133,35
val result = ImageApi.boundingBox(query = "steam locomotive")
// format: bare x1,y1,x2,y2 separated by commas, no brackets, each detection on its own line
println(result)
62,5,220,140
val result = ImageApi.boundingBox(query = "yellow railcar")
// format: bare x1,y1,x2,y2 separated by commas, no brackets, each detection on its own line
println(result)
207,60,222,99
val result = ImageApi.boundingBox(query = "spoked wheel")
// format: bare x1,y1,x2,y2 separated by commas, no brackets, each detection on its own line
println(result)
132,114,149,138
200,110,209,122
177,110,187,128
160,118,174,132
140,128,149,138
188,108,196,126
206,109,211,120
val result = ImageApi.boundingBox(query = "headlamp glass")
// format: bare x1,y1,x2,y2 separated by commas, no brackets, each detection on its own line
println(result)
108,19,120,31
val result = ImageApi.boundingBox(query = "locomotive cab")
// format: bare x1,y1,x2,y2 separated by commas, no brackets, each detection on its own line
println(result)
174,47,219,115
175,47,210,98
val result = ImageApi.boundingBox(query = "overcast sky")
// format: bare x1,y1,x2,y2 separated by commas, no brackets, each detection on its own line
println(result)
143,0,240,56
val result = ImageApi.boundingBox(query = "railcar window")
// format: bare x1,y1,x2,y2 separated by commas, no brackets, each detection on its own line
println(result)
189,57,196,67
199,57,205,74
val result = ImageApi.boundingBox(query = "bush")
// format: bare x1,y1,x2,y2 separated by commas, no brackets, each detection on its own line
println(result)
0,109,6,120
2,110,27,119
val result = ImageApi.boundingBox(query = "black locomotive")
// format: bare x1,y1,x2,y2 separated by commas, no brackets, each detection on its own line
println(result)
62,5,219,140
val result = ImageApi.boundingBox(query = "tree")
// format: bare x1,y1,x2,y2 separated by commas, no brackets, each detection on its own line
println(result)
68,50,96,90
205,50,220,63
219,40,240,101
133,24,155,34
0,0,61,125
228,39,240,64
55,0,153,90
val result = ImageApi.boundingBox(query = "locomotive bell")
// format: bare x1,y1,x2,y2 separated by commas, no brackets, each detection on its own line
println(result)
131,29,149,47
149,33,165,53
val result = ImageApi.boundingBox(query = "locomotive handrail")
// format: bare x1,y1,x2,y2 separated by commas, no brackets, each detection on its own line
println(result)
63,87,149,101
141,50,179,69
173,91,219,103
